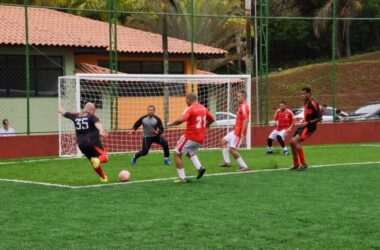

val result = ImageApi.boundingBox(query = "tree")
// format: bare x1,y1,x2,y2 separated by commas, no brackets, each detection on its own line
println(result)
314,0,364,57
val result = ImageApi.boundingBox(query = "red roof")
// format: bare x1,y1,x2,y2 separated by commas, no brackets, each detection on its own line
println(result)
0,5,226,56
75,62,209,75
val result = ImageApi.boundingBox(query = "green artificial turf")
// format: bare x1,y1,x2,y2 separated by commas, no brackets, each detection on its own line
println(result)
0,144,379,249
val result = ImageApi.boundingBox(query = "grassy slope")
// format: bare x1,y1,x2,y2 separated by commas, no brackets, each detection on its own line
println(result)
252,51,380,115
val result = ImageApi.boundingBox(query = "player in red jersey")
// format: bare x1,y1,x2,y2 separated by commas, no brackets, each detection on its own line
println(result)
290,87,322,171
59,102,109,182
267,101,295,155
168,93,215,183
219,90,250,171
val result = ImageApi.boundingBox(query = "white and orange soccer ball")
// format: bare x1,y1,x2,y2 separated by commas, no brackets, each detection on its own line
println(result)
118,170,131,182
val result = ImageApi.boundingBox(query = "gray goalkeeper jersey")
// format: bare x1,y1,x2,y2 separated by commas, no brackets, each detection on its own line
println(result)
132,115,165,137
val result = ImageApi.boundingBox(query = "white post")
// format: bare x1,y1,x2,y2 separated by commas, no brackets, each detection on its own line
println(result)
246,76,252,149
58,77,62,157
227,81,231,133
75,75,81,157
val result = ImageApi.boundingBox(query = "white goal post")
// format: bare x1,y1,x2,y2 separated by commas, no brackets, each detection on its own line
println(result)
58,74,251,157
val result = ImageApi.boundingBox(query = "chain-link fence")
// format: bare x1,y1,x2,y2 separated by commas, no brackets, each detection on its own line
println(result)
0,1,379,134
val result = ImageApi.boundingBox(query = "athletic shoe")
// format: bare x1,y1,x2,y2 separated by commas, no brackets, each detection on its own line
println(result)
239,167,250,172
90,157,100,168
130,156,136,166
266,151,274,154
174,178,191,183
100,175,108,183
218,162,232,168
283,150,289,155
196,167,206,179
288,166,298,170
164,158,171,165
296,164,308,171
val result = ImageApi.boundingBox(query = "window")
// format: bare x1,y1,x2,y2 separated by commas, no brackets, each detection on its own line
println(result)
0,55,63,97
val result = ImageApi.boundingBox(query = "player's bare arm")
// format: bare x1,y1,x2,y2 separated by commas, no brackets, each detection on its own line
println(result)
58,107,66,116
95,122,108,137
240,118,249,138
287,120,296,133
168,118,185,127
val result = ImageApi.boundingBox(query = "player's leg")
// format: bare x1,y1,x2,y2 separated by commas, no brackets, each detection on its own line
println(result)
132,137,153,165
290,127,303,170
219,132,233,167
80,142,107,182
277,130,289,155
155,135,171,165
184,142,205,179
229,147,249,171
267,130,278,154
296,127,315,171
173,136,190,182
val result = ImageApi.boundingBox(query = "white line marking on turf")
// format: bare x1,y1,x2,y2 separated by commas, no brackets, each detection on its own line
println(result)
0,178,73,188
1,161,380,189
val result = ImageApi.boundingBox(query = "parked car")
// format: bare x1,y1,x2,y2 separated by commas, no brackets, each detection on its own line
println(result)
345,103,380,122
215,112,236,126
292,106,348,123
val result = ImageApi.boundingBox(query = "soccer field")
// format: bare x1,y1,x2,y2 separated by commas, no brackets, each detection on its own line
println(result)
0,144,379,249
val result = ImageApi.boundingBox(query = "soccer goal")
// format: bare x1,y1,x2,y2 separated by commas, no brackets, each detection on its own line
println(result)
58,74,251,157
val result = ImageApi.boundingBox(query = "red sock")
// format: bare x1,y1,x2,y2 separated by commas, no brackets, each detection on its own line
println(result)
293,156,300,167
94,165,106,179
297,148,306,165
99,153,108,163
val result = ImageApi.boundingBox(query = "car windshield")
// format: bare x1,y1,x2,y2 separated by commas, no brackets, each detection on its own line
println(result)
352,104,380,115
324,108,334,116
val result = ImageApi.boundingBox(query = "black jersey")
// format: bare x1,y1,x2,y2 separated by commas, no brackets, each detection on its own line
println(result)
64,112,100,142
303,98,322,129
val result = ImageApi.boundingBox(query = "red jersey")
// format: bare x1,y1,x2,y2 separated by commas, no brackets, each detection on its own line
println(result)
234,102,250,137
274,109,294,130
181,103,214,144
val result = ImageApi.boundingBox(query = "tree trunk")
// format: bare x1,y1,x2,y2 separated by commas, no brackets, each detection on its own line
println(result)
236,34,242,74
344,19,351,58
336,20,342,58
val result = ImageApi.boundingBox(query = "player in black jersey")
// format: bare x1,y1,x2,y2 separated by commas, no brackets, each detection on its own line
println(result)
290,87,322,171
59,102,109,182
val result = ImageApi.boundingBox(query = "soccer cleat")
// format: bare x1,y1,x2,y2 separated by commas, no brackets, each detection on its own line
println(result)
130,156,136,166
218,162,232,168
289,166,299,170
164,158,171,165
100,175,108,183
239,167,250,172
296,164,308,171
266,151,274,154
283,150,289,155
90,157,100,169
174,178,191,183
196,167,206,179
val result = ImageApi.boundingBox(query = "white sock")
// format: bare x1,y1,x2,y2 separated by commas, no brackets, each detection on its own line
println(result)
236,157,248,168
268,147,273,152
222,148,231,163
190,155,202,170
283,147,288,151
177,168,186,179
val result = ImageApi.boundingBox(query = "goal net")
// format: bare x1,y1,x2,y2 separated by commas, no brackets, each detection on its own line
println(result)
58,74,251,157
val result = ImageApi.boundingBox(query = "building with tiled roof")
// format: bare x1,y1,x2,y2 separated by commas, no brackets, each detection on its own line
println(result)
0,5,227,133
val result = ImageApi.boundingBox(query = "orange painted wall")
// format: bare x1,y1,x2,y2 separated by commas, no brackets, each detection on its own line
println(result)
117,96,188,129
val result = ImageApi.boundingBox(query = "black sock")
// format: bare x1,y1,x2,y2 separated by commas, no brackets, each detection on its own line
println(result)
267,138,273,148
276,135,286,148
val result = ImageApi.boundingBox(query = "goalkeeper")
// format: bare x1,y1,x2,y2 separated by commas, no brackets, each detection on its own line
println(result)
129,105,171,165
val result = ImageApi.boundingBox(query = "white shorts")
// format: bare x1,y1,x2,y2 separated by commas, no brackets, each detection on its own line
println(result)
268,129,288,140
175,135,201,156
223,131,242,149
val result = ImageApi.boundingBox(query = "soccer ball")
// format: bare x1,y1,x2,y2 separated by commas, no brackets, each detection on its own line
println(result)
119,170,131,182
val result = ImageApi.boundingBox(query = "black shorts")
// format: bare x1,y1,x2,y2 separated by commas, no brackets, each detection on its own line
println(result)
78,137,106,160
293,126,316,142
